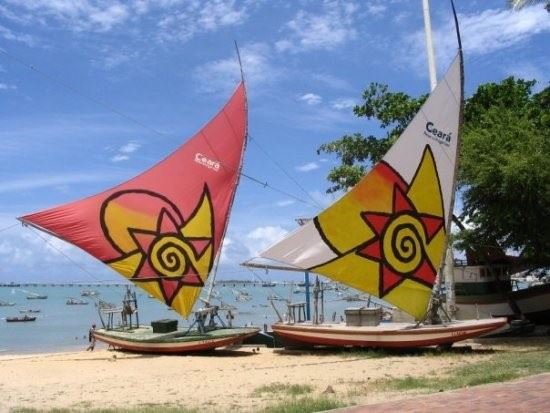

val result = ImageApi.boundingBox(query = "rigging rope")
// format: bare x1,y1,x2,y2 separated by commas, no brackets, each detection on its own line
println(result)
249,135,323,210
0,47,320,210
0,47,174,142
27,226,105,282
0,223,19,233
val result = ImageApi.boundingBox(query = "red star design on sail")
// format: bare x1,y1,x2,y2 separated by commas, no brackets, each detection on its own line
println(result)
129,208,207,305
356,185,444,298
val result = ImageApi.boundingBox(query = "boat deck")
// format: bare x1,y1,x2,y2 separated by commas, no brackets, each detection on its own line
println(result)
95,326,258,344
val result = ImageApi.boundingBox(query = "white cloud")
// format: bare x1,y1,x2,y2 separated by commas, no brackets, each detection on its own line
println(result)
299,93,322,105
0,24,37,46
366,3,386,16
93,47,140,70
0,222,112,282
218,236,248,265
110,141,141,162
276,199,296,207
0,83,17,91
156,0,250,43
0,172,125,194
194,43,280,94
111,154,129,162
310,73,351,90
1,0,255,43
3,0,130,33
392,11,410,24
401,6,550,75
284,104,356,132
119,142,141,153
245,225,288,257
296,162,320,172
331,98,355,110
276,0,358,53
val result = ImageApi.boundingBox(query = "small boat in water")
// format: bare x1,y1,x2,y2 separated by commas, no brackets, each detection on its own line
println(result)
19,309,41,313
81,290,99,297
67,297,88,305
0,300,16,307
232,289,252,302
26,293,47,299
6,315,36,322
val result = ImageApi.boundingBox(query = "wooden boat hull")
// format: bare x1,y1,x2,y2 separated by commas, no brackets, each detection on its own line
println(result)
271,318,507,349
93,326,260,353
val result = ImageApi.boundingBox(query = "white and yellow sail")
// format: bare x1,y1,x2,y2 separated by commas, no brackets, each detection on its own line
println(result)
260,55,462,320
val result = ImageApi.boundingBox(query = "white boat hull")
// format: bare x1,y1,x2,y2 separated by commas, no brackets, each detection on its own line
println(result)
272,318,507,349
455,284,550,324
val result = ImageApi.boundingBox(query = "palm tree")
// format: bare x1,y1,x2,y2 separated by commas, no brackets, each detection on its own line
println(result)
508,0,550,12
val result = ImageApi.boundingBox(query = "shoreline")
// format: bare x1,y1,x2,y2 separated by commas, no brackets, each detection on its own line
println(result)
0,341,99,358
0,336,548,412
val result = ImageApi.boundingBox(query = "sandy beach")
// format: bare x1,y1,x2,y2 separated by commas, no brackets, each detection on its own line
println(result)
1,337,547,412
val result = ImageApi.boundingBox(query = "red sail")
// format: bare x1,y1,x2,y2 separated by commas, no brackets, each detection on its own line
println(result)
20,83,247,317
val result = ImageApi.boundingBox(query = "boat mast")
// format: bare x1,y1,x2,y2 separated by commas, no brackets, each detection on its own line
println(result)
442,0,465,316
206,41,249,304
422,0,438,92
423,0,464,319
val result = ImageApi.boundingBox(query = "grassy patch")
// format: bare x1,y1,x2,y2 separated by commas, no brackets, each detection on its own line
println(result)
253,382,313,396
371,348,550,393
261,396,346,413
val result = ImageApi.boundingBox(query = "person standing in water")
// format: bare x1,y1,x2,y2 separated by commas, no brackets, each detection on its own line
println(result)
87,324,96,351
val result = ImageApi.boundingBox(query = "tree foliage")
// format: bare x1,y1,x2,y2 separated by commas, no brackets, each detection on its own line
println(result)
318,77,550,264
317,84,427,193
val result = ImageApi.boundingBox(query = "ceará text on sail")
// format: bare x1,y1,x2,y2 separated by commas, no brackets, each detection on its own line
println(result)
195,153,220,171
424,121,452,146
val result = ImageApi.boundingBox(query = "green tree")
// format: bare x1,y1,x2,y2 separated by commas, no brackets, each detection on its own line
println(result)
317,83,427,193
318,78,550,264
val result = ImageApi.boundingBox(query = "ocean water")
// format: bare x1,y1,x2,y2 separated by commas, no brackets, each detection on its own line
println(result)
0,282,384,355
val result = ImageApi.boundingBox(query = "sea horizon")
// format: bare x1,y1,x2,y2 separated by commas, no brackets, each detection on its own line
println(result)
0,282,384,355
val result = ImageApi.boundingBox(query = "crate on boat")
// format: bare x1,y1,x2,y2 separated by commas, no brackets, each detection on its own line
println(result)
151,319,178,333
345,307,382,327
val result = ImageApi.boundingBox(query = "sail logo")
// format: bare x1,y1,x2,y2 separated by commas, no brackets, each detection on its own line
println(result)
424,122,452,146
194,153,220,172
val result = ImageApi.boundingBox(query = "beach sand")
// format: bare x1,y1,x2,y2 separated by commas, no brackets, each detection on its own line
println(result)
0,337,547,412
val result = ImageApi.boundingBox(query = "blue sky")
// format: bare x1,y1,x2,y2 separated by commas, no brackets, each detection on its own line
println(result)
0,0,549,283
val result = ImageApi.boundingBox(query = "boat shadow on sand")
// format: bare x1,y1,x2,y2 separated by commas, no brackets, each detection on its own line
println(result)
95,346,260,358
273,345,498,358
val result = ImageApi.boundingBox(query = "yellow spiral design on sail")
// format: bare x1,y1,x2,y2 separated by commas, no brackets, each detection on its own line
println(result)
150,235,190,277
382,214,426,274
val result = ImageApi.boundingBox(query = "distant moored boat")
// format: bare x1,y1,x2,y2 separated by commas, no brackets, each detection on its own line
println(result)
66,297,88,305
6,315,36,322
26,294,47,299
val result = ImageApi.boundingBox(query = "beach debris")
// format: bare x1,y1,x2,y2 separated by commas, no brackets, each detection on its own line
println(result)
323,385,335,394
